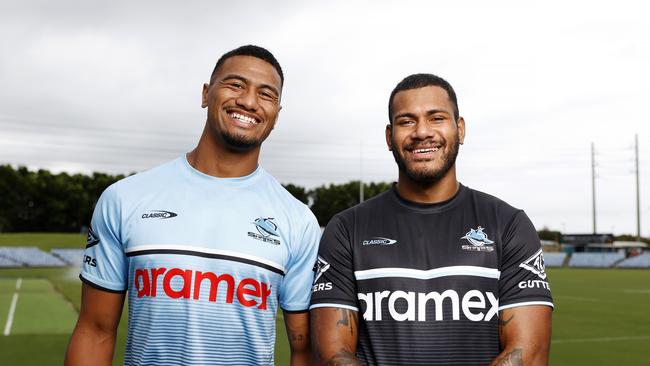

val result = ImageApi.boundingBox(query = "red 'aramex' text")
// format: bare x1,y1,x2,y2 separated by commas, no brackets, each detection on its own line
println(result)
134,267,272,310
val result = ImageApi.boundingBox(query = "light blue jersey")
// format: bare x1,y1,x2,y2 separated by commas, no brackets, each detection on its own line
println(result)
80,156,321,365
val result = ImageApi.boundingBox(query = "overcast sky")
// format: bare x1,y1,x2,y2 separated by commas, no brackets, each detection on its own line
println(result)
1,0,649,236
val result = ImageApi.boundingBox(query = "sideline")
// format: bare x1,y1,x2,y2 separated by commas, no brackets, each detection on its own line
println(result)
3,277,21,336
552,335,650,344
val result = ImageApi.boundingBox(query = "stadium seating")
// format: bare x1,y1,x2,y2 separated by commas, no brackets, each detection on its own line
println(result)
0,256,20,268
568,252,625,268
51,248,85,266
0,246,67,267
615,252,650,268
543,252,566,267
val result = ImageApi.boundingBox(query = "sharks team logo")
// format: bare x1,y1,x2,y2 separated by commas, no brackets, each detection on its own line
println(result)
253,217,280,237
248,217,281,245
461,226,495,252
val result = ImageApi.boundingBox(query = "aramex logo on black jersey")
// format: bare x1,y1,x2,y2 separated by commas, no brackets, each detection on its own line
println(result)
141,210,178,219
358,289,498,322
362,237,397,246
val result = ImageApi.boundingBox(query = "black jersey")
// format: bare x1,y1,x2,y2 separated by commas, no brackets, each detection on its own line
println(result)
310,184,553,366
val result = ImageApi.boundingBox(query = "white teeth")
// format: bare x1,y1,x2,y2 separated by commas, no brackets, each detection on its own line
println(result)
413,147,439,153
231,112,257,124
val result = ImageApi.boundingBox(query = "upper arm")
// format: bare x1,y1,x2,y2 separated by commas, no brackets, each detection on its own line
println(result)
491,305,552,366
76,283,125,335
283,310,310,353
65,284,125,366
279,211,321,311
310,307,360,365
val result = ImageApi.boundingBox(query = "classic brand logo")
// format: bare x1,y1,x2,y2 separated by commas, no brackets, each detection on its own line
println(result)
362,237,397,246
519,248,547,280
460,226,495,252
141,210,178,219
248,217,281,245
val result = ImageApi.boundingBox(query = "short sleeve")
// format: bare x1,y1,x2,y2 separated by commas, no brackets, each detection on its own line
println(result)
79,185,128,293
309,214,358,311
278,209,321,312
498,211,554,310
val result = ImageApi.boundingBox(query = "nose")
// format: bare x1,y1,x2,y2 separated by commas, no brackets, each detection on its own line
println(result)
412,120,434,140
235,87,259,111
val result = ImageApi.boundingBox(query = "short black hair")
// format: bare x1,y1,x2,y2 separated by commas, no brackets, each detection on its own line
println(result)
388,73,459,123
209,45,284,86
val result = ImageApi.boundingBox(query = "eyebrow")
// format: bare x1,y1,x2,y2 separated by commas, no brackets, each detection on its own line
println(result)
220,74,280,96
393,109,450,120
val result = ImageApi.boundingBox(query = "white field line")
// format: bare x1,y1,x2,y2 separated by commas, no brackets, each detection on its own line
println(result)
552,335,650,344
3,293,19,336
3,278,22,336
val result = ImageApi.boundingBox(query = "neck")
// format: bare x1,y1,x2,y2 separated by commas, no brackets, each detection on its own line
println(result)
396,167,459,204
187,123,261,178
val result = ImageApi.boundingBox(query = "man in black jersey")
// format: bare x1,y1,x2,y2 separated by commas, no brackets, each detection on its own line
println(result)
310,74,553,365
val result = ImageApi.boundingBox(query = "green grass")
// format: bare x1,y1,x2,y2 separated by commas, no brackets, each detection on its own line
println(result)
0,232,85,251
548,268,650,365
2,234,650,365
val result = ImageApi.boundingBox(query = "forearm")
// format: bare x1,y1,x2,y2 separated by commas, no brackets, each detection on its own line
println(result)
65,323,117,366
311,308,361,366
320,349,362,366
491,307,551,366
489,347,524,366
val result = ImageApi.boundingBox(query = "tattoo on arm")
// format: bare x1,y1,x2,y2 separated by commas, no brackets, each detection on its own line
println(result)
289,331,305,342
324,349,362,366
336,309,357,336
498,314,515,327
491,348,523,366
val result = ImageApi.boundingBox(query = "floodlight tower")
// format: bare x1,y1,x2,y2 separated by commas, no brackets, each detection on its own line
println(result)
591,142,597,234
635,134,640,241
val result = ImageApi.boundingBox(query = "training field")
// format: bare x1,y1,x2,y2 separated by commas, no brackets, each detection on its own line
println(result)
1,234,650,365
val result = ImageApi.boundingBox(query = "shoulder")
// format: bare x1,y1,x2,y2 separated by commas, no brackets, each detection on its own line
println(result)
327,189,393,230
463,185,522,220
101,158,182,203
258,168,317,222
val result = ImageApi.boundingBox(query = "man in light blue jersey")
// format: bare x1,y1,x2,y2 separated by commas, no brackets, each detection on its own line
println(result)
65,45,321,366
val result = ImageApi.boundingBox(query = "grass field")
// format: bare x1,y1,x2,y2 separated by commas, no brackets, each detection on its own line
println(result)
1,233,650,365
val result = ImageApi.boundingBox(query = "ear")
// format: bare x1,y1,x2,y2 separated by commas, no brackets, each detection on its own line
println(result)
457,117,466,145
201,83,210,108
385,123,393,151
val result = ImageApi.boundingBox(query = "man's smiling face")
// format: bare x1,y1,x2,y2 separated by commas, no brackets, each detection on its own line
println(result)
387,85,465,186
202,55,282,152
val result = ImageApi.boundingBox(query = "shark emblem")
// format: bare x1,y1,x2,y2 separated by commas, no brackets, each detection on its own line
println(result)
253,217,280,237
461,226,495,247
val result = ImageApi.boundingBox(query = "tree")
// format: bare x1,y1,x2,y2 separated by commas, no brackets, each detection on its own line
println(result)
309,181,392,226
282,183,309,204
